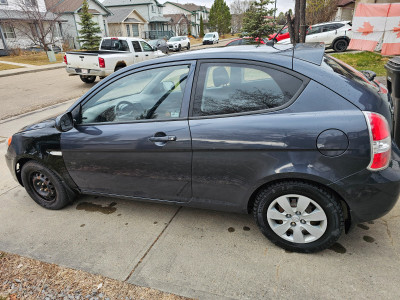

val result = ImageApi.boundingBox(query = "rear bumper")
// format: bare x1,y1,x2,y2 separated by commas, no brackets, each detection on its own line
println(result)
66,67,106,77
330,145,400,224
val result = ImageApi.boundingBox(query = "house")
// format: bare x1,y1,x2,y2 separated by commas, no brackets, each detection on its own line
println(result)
103,0,173,39
0,0,64,55
334,0,355,21
107,7,147,38
163,2,209,37
164,13,189,36
45,0,111,49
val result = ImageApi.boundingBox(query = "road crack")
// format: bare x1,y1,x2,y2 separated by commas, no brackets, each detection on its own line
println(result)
124,206,182,282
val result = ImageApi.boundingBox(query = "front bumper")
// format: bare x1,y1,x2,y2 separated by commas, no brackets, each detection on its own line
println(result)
203,40,213,44
66,67,106,77
5,144,19,183
330,145,400,224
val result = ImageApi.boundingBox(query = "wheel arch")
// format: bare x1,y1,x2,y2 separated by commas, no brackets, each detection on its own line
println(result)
114,61,127,71
247,177,351,232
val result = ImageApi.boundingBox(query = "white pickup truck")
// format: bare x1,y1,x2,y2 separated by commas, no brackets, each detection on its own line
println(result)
64,37,165,83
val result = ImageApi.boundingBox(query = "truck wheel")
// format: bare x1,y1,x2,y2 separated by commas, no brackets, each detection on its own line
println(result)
253,181,344,253
333,39,348,52
80,75,96,84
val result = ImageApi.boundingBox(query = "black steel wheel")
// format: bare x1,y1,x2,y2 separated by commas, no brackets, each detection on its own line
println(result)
80,75,96,84
21,161,74,210
333,39,348,52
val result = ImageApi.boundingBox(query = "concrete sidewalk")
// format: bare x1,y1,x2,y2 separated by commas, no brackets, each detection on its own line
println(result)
0,103,399,300
0,62,64,78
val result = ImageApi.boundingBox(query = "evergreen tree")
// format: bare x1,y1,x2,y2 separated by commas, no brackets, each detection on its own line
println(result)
200,16,205,37
243,0,276,44
209,0,231,35
78,0,102,50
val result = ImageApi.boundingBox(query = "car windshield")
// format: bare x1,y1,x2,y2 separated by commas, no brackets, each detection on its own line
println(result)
205,33,214,38
322,55,379,91
169,37,181,41
148,40,157,46
280,27,288,34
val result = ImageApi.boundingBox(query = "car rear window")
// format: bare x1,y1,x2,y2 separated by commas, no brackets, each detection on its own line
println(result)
322,55,379,92
100,39,129,51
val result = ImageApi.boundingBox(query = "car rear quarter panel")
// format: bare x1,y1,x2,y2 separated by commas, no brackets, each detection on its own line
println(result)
189,80,371,212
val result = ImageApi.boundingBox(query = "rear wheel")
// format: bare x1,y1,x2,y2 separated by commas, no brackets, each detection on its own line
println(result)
21,161,74,210
333,39,348,52
178,44,182,51
253,181,344,253
187,43,190,50
80,75,96,84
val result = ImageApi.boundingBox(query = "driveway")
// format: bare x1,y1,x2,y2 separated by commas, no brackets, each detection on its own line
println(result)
0,103,399,299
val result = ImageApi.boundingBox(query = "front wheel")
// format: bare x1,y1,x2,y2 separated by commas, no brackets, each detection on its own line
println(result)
253,181,344,253
21,161,75,210
333,39,348,52
80,75,96,84
178,44,181,52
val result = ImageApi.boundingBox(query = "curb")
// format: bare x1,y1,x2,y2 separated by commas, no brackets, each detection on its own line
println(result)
0,64,65,78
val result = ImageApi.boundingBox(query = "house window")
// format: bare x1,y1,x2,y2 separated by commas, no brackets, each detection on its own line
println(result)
126,24,131,37
25,0,37,6
3,24,16,39
0,0,8,5
132,24,139,37
152,5,155,13
158,7,161,14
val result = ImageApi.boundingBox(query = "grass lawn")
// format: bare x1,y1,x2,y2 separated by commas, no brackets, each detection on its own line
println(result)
330,51,390,76
0,52,64,65
0,63,24,71
189,33,239,45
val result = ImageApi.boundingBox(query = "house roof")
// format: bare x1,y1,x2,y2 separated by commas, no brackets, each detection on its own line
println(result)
107,7,146,23
165,2,208,13
164,13,188,24
103,0,163,7
0,9,66,22
45,0,112,15
337,0,355,7
149,15,171,22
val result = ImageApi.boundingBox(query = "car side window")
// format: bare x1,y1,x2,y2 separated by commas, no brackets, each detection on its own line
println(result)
140,41,153,52
192,63,303,117
307,26,322,35
228,39,241,46
79,65,190,124
132,41,142,52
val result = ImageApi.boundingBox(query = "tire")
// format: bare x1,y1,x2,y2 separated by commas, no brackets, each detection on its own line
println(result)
333,39,348,52
114,66,125,72
187,43,190,50
80,75,96,84
178,44,181,51
21,161,74,210
253,181,344,253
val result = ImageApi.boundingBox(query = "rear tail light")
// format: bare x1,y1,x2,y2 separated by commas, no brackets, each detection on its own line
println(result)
63,54,67,64
363,111,391,171
99,57,105,68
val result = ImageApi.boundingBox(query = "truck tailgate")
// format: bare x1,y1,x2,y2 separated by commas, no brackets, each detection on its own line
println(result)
66,52,99,70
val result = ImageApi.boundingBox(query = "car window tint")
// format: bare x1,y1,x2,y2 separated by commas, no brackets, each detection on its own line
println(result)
140,41,153,52
100,39,111,50
80,65,190,124
109,40,129,51
192,63,303,117
132,41,142,52
307,26,321,35
228,39,241,46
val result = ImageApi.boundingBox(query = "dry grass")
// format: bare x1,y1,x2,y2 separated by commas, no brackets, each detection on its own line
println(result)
0,251,190,300
0,63,24,71
0,52,64,66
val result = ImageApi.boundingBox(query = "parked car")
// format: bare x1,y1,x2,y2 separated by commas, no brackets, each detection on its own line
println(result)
278,21,353,52
6,44,400,253
225,37,266,46
268,26,290,42
203,32,219,44
64,37,165,83
167,36,190,51
148,39,169,54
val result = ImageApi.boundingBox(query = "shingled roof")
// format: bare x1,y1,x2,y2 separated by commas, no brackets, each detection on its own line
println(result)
45,0,111,15
337,0,355,7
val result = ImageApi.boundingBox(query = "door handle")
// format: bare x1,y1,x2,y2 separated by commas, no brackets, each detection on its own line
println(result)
149,135,176,142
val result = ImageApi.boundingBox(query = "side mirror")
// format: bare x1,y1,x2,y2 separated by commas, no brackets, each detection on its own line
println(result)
55,112,74,132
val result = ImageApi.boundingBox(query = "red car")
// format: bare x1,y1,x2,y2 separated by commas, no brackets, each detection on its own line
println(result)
268,26,290,41
225,37,266,46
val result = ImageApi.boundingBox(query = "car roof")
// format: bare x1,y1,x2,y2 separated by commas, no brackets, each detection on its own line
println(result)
312,21,351,27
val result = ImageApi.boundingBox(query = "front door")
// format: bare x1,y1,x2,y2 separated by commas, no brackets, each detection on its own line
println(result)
62,62,194,202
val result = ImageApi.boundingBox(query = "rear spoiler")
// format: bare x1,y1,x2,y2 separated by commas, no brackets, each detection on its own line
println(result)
278,42,325,67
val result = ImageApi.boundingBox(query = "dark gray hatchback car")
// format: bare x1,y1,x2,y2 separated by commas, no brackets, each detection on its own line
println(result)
6,44,400,253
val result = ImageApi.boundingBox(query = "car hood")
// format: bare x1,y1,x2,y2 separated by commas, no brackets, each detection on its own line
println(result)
19,116,57,132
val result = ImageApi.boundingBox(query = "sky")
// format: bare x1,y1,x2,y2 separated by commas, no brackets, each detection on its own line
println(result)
160,0,296,14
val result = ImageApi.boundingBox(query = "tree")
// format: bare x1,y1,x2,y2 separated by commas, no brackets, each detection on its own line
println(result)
276,11,286,25
78,0,102,50
286,0,307,44
200,16,205,37
306,0,338,25
242,0,276,44
4,0,62,52
230,0,251,33
209,0,231,35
